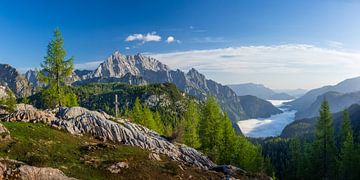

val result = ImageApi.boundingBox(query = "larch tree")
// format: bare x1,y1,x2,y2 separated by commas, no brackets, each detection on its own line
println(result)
38,28,77,109
199,96,223,161
131,97,143,124
183,100,201,149
218,113,238,165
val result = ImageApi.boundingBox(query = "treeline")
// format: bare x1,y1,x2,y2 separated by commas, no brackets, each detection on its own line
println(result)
262,100,360,180
125,96,271,173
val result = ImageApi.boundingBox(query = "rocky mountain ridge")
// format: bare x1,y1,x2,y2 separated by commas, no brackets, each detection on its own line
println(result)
22,51,282,128
286,76,360,115
228,83,294,100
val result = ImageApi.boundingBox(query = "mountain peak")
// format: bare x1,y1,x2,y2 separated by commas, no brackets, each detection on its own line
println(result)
91,52,170,78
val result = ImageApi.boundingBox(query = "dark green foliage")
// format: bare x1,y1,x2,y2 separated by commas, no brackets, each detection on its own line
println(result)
37,29,77,109
310,99,337,179
338,110,357,180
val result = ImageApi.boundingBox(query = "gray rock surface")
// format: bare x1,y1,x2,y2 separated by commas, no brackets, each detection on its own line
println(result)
0,64,32,97
92,51,170,78
52,107,215,169
0,158,76,180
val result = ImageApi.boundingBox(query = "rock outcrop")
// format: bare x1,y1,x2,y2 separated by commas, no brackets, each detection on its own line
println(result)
51,107,215,169
0,64,32,98
1,104,54,123
0,158,76,180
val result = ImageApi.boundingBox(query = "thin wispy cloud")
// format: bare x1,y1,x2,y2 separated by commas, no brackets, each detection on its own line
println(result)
326,40,344,49
151,44,360,89
74,44,360,89
193,37,229,43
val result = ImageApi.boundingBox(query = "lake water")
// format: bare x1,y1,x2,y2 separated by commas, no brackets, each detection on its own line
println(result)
237,100,296,138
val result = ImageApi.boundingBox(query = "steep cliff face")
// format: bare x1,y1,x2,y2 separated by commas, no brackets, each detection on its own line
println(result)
0,64,31,97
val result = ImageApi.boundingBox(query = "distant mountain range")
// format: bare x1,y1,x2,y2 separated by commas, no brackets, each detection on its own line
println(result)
228,83,295,100
286,76,360,119
295,91,360,119
281,104,360,139
273,89,308,98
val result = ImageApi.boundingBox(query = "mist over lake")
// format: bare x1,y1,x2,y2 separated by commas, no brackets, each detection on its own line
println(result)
237,100,296,138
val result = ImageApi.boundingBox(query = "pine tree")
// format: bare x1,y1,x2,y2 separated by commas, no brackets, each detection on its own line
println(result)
38,29,76,109
199,96,223,161
218,113,238,165
338,110,356,180
311,99,337,179
183,100,201,149
131,97,143,124
289,138,303,179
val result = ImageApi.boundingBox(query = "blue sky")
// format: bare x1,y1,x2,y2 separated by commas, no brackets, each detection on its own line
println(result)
1,0,360,89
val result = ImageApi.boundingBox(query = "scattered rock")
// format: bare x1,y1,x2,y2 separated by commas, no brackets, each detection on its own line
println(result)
0,123,11,141
210,165,247,177
0,158,76,180
107,162,129,174
1,104,55,123
52,107,215,169
148,152,162,161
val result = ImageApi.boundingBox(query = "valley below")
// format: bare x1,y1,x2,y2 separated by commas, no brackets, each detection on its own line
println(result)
237,99,296,137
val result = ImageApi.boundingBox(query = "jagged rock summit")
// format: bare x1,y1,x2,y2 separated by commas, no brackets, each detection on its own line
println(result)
91,51,171,78
0,64,32,97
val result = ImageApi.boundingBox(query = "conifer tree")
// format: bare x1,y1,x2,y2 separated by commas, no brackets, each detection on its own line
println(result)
153,111,164,134
143,106,157,131
199,96,223,161
183,100,201,149
289,138,303,179
131,97,143,124
218,113,238,164
339,110,356,180
38,29,76,109
311,99,337,179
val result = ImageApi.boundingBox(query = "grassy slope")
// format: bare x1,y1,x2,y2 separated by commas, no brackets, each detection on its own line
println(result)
0,122,221,180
